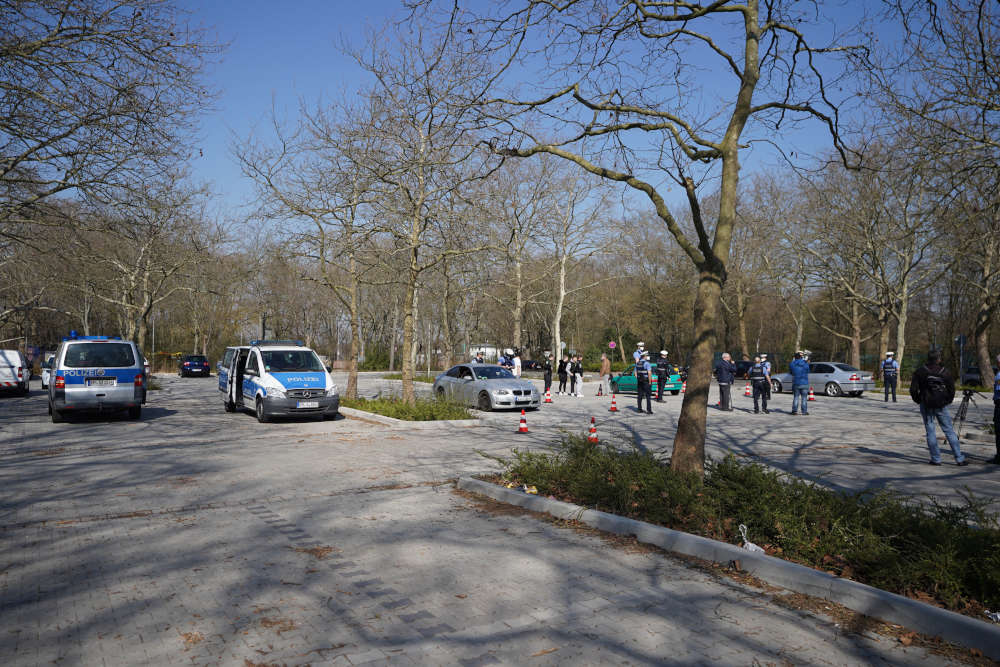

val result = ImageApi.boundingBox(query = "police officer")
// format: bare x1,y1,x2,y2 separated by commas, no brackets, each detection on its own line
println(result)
633,341,645,364
636,351,653,414
749,355,770,414
473,350,485,364
882,351,899,402
655,350,671,402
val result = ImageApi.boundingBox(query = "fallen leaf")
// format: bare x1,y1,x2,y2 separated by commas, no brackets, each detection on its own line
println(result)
532,648,558,657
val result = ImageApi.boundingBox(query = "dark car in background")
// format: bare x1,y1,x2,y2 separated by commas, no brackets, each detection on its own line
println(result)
961,365,999,387
179,354,211,377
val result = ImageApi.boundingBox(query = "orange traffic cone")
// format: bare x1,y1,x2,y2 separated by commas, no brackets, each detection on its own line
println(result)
681,381,687,393
544,388,552,403
808,387,816,401
744,382,752,397
517,409,529,433
587,416,598,443
609,393,618,412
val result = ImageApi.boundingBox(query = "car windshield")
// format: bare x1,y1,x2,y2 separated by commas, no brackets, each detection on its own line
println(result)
186,355,207,363
261,349,325,372
474,366,514,380
64,343,135,368
834,364,859,372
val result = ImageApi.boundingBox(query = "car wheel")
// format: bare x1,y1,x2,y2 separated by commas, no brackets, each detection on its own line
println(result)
436,386,445,399
771,379,782,394
50,401,64,423
127,405,141,420
255,397,270,423
20,382,29,396
825,382,843,398
610,380,619,394
477,392,492,412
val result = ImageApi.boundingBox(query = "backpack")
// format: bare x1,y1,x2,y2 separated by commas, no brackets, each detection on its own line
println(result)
921,367,952,409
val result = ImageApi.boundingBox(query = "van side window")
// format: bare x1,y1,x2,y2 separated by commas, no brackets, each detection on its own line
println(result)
246,352,259,375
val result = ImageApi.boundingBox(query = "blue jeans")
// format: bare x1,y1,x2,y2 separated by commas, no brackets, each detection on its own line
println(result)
920,404,965,463
791,385,809,413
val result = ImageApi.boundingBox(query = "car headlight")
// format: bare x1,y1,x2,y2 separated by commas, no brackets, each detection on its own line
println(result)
268,385,286,398
327,384,339,397
494,388,511,395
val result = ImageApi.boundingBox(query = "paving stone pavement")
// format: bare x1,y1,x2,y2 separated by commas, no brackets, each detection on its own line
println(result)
0,375,989,665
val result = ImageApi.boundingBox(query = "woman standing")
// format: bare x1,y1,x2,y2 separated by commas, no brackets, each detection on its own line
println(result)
573,355,585,397
557,355,569,395
543,353,553,396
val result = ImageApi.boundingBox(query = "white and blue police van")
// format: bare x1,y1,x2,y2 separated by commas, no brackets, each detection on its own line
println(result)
47,332,147,422
219,340,339,422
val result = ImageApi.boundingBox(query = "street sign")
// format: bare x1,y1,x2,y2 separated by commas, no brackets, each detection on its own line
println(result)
608,341,616,349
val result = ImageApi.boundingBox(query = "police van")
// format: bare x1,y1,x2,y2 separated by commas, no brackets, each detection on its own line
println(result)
47,332,147,422
219,340,339,422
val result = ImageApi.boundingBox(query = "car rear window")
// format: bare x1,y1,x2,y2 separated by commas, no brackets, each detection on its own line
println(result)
186,355,208,362
63,343,135,368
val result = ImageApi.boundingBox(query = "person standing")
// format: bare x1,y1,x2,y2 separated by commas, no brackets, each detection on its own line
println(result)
909,350,967,466
543,353,553,397
636,351,653,414
789,351,810,415
512,351,522,378
557,355,569,395
749,355,770,414
655,350,671,402
473,350,485,364
991,354,999,464
568,356,577,396
715,353,736,411
633,341,645,363
599,353,611,397
573,355,585,397
882,351,900,402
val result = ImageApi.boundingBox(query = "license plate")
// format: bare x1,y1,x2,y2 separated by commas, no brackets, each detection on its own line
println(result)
296,401,319,409
87,378,116,386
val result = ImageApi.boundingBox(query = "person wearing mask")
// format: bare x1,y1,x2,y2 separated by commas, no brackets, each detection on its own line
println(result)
655,350,671,402
992,354,1000,465
557,355,569,395
749,355,770,414
714,352,736,411
543,352,553,397
573,355,585,397
598,353,611,397
789,351,810,415
633,341,645,363
882,351,900,403
636,351,653,414
909,350,966,466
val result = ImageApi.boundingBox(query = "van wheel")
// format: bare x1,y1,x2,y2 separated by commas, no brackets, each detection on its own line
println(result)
128,405,142,420
50,401,64,423
477,392,492,412
255,397,270,423
224,397,235,412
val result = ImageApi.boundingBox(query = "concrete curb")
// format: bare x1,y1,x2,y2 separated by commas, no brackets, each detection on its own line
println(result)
338,406,480,430
457,476,1000,661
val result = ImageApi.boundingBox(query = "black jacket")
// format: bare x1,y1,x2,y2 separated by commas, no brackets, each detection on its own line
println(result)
715,359,736,384
910,363,956,406
557,360,567,376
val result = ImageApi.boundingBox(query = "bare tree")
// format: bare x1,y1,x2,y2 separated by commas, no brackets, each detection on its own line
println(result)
1,0,218,236
450,0,861,475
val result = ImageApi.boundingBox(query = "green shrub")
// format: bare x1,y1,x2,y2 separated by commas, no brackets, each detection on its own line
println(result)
490,436,1000,612
340,396,471,421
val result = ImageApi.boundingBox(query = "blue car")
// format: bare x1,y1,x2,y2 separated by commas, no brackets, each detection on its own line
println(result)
179,354,211,377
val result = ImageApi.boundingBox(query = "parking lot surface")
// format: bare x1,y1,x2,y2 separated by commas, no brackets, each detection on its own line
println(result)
0,373,990,665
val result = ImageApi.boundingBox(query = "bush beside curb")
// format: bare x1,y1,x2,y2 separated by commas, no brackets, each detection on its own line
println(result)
457,476,1000,661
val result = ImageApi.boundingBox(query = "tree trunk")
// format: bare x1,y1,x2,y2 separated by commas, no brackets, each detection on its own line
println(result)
551,256,567,360
974,239,996,383
850,300,862,369
513,259,523,350
388,300,398,372
876,309,890,377
401,264,419,404
345,270,360,400
736,289,749,359
895,278,910,369
672,269,721,476
441,275,453,369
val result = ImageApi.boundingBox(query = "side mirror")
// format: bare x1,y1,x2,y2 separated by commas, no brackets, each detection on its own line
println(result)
245,369,257,377
326,365,332,373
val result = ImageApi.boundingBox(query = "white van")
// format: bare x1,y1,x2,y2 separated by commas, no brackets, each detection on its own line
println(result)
220,340,339,422
0,349,29,395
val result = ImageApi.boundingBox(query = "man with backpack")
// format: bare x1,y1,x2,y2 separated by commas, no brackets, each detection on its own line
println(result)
749,355,770,414
909,350,967,466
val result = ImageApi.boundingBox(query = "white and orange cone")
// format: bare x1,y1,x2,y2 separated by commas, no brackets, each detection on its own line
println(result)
609,393,618,412
544,388,552,403
681,381,687,393
517,409,529,433
587,416,598,443
808,387,816,401
744,382,752,397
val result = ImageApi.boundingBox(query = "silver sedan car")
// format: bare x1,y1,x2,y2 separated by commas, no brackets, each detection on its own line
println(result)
770,361,875,397
433,363,540,411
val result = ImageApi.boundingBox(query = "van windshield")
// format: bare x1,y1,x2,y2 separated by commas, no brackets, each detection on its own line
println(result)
262,350,324,372
64,343,135,368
